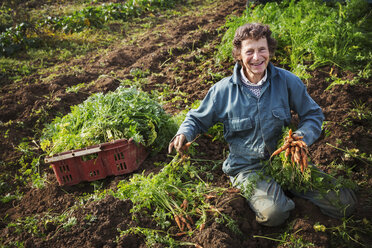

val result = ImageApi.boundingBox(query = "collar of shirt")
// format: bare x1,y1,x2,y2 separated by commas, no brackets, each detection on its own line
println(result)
240,68,267,87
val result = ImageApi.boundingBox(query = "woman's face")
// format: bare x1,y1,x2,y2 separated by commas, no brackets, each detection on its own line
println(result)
239,37,270,84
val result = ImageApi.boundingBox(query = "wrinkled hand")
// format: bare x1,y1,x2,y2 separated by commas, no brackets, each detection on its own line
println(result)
168,134,186,153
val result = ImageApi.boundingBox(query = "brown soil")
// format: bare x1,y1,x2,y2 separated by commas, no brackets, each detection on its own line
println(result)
0,0,371,247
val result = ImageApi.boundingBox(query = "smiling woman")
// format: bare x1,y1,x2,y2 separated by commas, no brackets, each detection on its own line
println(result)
169,22,356,227
232,23,276,84
239,38,269,84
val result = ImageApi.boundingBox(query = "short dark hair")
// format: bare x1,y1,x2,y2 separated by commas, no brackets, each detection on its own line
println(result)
232,23,277,62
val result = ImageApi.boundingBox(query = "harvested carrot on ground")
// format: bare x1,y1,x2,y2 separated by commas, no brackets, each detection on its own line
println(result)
174,215,183,231
179,215,192,231
186,215,194,225
180,199,188,210
174,232,187,237
199,223,206,231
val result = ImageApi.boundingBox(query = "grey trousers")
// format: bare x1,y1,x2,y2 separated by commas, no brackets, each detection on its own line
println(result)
230,169,357,227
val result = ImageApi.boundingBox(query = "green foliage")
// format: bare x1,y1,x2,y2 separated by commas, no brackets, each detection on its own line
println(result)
15,141,46,188
113,155,238,244
314,216,372,247
0,0,182,56
118,227,179,247
216,0,371,77
254,220,316,247
350,100,372,122
0,22,41,56
40,86,177,155
0,6,13,32
7,215,42,237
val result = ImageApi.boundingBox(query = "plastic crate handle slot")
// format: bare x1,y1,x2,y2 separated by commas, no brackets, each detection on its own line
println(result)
59,163,70,173
116,162,127,171
89,170,100,177
63,174,73,183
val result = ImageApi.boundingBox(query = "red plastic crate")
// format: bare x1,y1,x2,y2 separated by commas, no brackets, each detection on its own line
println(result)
45,139,148,186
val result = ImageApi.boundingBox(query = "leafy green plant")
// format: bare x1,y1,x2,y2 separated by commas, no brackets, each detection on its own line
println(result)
327,143,372,167
0,22,41,56
15,141,46,188
216,0,371,78
0,192,22,204
350,100,372,121
314,216,372,247
118,227,200,248
7,215,42,237
113,154,239,244
40,86,178,155
254,219,316,247
62,217,77,231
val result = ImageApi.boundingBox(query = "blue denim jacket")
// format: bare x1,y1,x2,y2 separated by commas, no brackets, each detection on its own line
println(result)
177,62,324,176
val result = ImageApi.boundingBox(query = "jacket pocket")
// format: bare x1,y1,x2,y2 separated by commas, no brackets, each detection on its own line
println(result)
225,117,254,146
272,108,291,124
229,117,253,131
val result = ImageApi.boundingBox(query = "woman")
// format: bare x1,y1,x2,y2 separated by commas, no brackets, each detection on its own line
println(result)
168,23,356,226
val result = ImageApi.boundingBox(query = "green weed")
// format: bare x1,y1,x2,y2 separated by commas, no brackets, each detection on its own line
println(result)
15,140,46,189
350,100,372,121
314,216,372,247
254,227,315,247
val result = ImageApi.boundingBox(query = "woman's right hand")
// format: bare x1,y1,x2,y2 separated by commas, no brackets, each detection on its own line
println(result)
168,134,186,154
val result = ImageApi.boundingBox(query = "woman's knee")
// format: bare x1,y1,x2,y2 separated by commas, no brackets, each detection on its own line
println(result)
256,204,291,227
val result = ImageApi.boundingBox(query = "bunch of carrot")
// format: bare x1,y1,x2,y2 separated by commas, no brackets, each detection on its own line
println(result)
173,199,194,235
270,129,309,173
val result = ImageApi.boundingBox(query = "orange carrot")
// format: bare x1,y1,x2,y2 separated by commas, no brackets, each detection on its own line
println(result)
294,149,301,164
204,194,215,200
186,215,194,225
301,149,308,169
199,223,206,231
181,142,192,152
299,141,308,150
174,215,183,231
182,199,188,210
271,143,290,157
291,141,304,148
175,232,187,236
227,188,240,193
179,215,192,231
291,147,295,164
288,129,293,137
285,147,291,158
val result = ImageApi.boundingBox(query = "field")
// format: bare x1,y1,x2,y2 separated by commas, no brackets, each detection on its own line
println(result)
0,0,371,247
